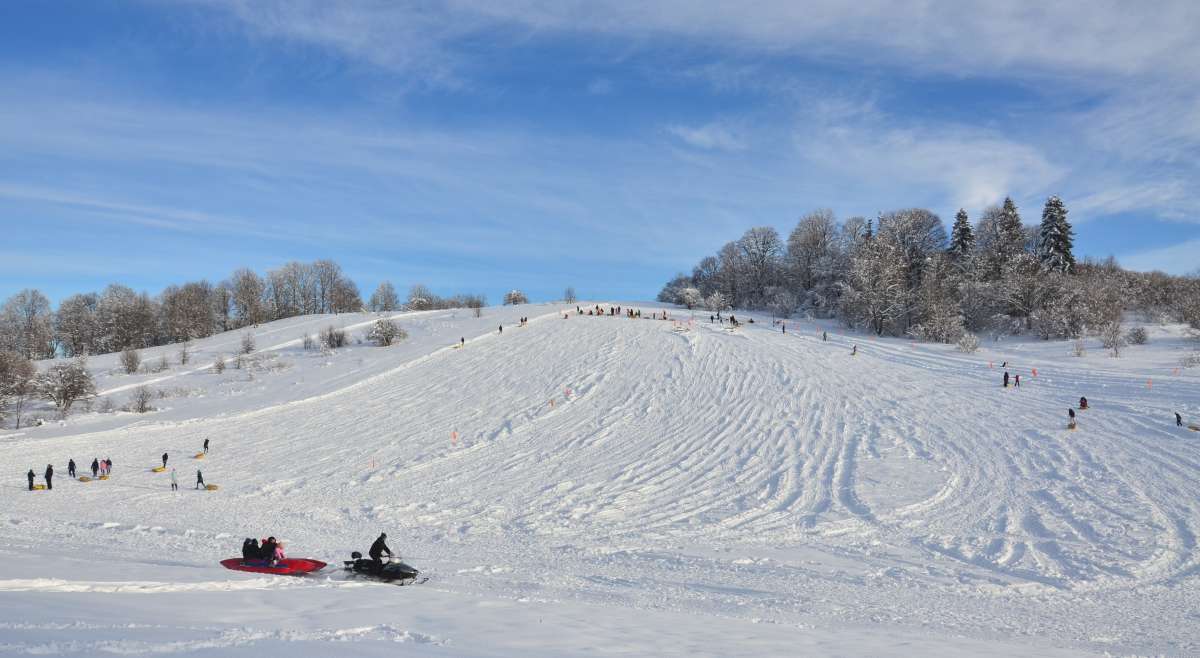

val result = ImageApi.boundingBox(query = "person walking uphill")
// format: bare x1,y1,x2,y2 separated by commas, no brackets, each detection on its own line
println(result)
195,469,205,490
44,464,53,490
68,459,76,479
162,452,168,468
91,458,99,478
1177,412,1184,427
27,469,35,491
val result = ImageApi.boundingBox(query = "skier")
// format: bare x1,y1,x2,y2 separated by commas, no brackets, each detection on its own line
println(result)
1079,397,1088,410
1003,371,1010,388
68,459,76,479
27,469,34,491
203,438,209,454
369,532,394,565
1177,412,1184,427
162,452,168,468
170,468,178,491
91,458,99,478
44,464,53,490
195,469,205,490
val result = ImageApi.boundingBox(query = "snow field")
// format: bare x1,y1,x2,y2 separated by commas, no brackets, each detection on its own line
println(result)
1,304,1198,656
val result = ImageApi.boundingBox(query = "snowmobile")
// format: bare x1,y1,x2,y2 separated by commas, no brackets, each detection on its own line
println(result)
343,552,425,584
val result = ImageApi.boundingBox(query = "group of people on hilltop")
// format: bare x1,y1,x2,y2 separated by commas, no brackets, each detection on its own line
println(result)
25,440,211,491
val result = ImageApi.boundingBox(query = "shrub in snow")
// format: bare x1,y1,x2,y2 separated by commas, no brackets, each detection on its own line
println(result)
1072,338,1087,357
155,355,170,373
36,357,96,418
96,396,116,414
504,289,528,305
127,386,154,413
956,332,980,353
240,332,255,355
368,319,406,346
320,325,348,349
120,347,141,375
1126,327,1148,345
465,294,485,318
302,333,316,351
212,355,226,374
1100,321,1125,357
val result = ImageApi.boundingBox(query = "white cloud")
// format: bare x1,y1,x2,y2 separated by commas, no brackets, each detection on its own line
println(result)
1119,237,1200,275
666,122,746,151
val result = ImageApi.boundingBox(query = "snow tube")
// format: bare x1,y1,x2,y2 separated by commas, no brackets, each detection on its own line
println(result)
220,558,326,575
194,453,205,459
152,466,166,473
205,484,219,491
78,476,91,482
31,484,46,490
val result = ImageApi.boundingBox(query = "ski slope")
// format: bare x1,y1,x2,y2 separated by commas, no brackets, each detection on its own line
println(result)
2,304,1198,656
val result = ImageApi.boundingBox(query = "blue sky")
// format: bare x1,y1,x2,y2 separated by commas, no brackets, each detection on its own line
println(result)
2,1,1198,304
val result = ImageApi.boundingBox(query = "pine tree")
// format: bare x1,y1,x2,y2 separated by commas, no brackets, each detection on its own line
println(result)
1037,195,1075,274
947,209,974,261
997,197,1025,261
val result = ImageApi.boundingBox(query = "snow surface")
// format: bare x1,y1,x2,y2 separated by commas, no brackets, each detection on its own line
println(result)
2,303,1198,656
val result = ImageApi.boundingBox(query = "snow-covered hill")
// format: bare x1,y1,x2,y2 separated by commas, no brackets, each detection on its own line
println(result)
2,304,1198,656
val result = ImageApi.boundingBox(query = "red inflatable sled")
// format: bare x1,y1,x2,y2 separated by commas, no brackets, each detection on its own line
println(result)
220,558,327,576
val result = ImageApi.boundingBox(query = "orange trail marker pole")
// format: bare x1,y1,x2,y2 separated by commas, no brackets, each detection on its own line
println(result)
451,431,458,446
1032,368,1038,377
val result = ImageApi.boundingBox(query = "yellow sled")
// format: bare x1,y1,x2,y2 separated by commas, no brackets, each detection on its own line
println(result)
1189,424,1200,432
205,484,219,491
98,475,109,480
152,466,166,473
194,453,205,459
32,484,47,490
78,476,91,482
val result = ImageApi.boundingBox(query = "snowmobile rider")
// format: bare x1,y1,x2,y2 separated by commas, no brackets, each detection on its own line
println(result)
369,533,393,564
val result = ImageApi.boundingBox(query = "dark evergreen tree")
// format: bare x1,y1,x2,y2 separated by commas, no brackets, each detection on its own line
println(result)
1037,195,1075,274
997,196,1025,261
948,209,974,262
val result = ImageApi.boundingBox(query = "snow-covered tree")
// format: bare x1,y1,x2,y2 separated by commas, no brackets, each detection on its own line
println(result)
37,357,96,417
1037,195,1075,274
120,347,141,374
408,284,435,310
368,282,401,312
704,291,729,313
367,319,406,346
230,268,267,327
0,289,56,359
54,292,101,357
680,287,703,310
0,351,36,428
503,289,529,305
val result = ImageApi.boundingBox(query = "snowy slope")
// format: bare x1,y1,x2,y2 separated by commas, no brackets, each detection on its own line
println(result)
1,304,1198,656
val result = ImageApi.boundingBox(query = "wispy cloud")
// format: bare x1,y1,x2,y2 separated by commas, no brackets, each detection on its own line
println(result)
665,122,747,151
1120,238,1200,275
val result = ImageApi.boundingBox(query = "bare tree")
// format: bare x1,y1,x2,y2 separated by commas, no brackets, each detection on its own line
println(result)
230,268,267,327
120,347,141,374
320,325,348,349
0,351,36,428
408,284,435,311
240,332,255,355
465,295,485,318
0,289,56,359
1101,321,1125,357
564,286,577,303
369,282,401,312
128,386,154,413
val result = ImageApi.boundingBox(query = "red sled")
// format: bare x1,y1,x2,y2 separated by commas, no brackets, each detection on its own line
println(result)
220,558,326,576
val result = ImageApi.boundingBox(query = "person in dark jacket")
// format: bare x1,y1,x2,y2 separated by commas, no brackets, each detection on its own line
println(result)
1079,397,1088,410
260,537,277,564
27,469,35,491
44,464,53,490
369,533,393,564
203,438,209,454
68,459,76,478
1177,412,1184,427
91,458,99,478
195,469,205,489
1003,371,1010,388
162,452,168,468
1068,408,1076,429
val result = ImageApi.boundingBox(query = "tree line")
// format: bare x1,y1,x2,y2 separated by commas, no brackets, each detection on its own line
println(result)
659,196,1200,342
0,259,490,360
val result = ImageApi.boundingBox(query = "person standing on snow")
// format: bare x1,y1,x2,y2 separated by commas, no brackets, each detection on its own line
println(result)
1068,408,1076,428
1177,412,1184,427
195,469,205,489
44,464,53,490
27,469,35,491
823,331,828,342
170,468,178,491
1014,374,1021,388
68,459,76,478
369,532,394,565
162,452,168,468
203,438,209,454
1003,371,1010,388
91,458,99,478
